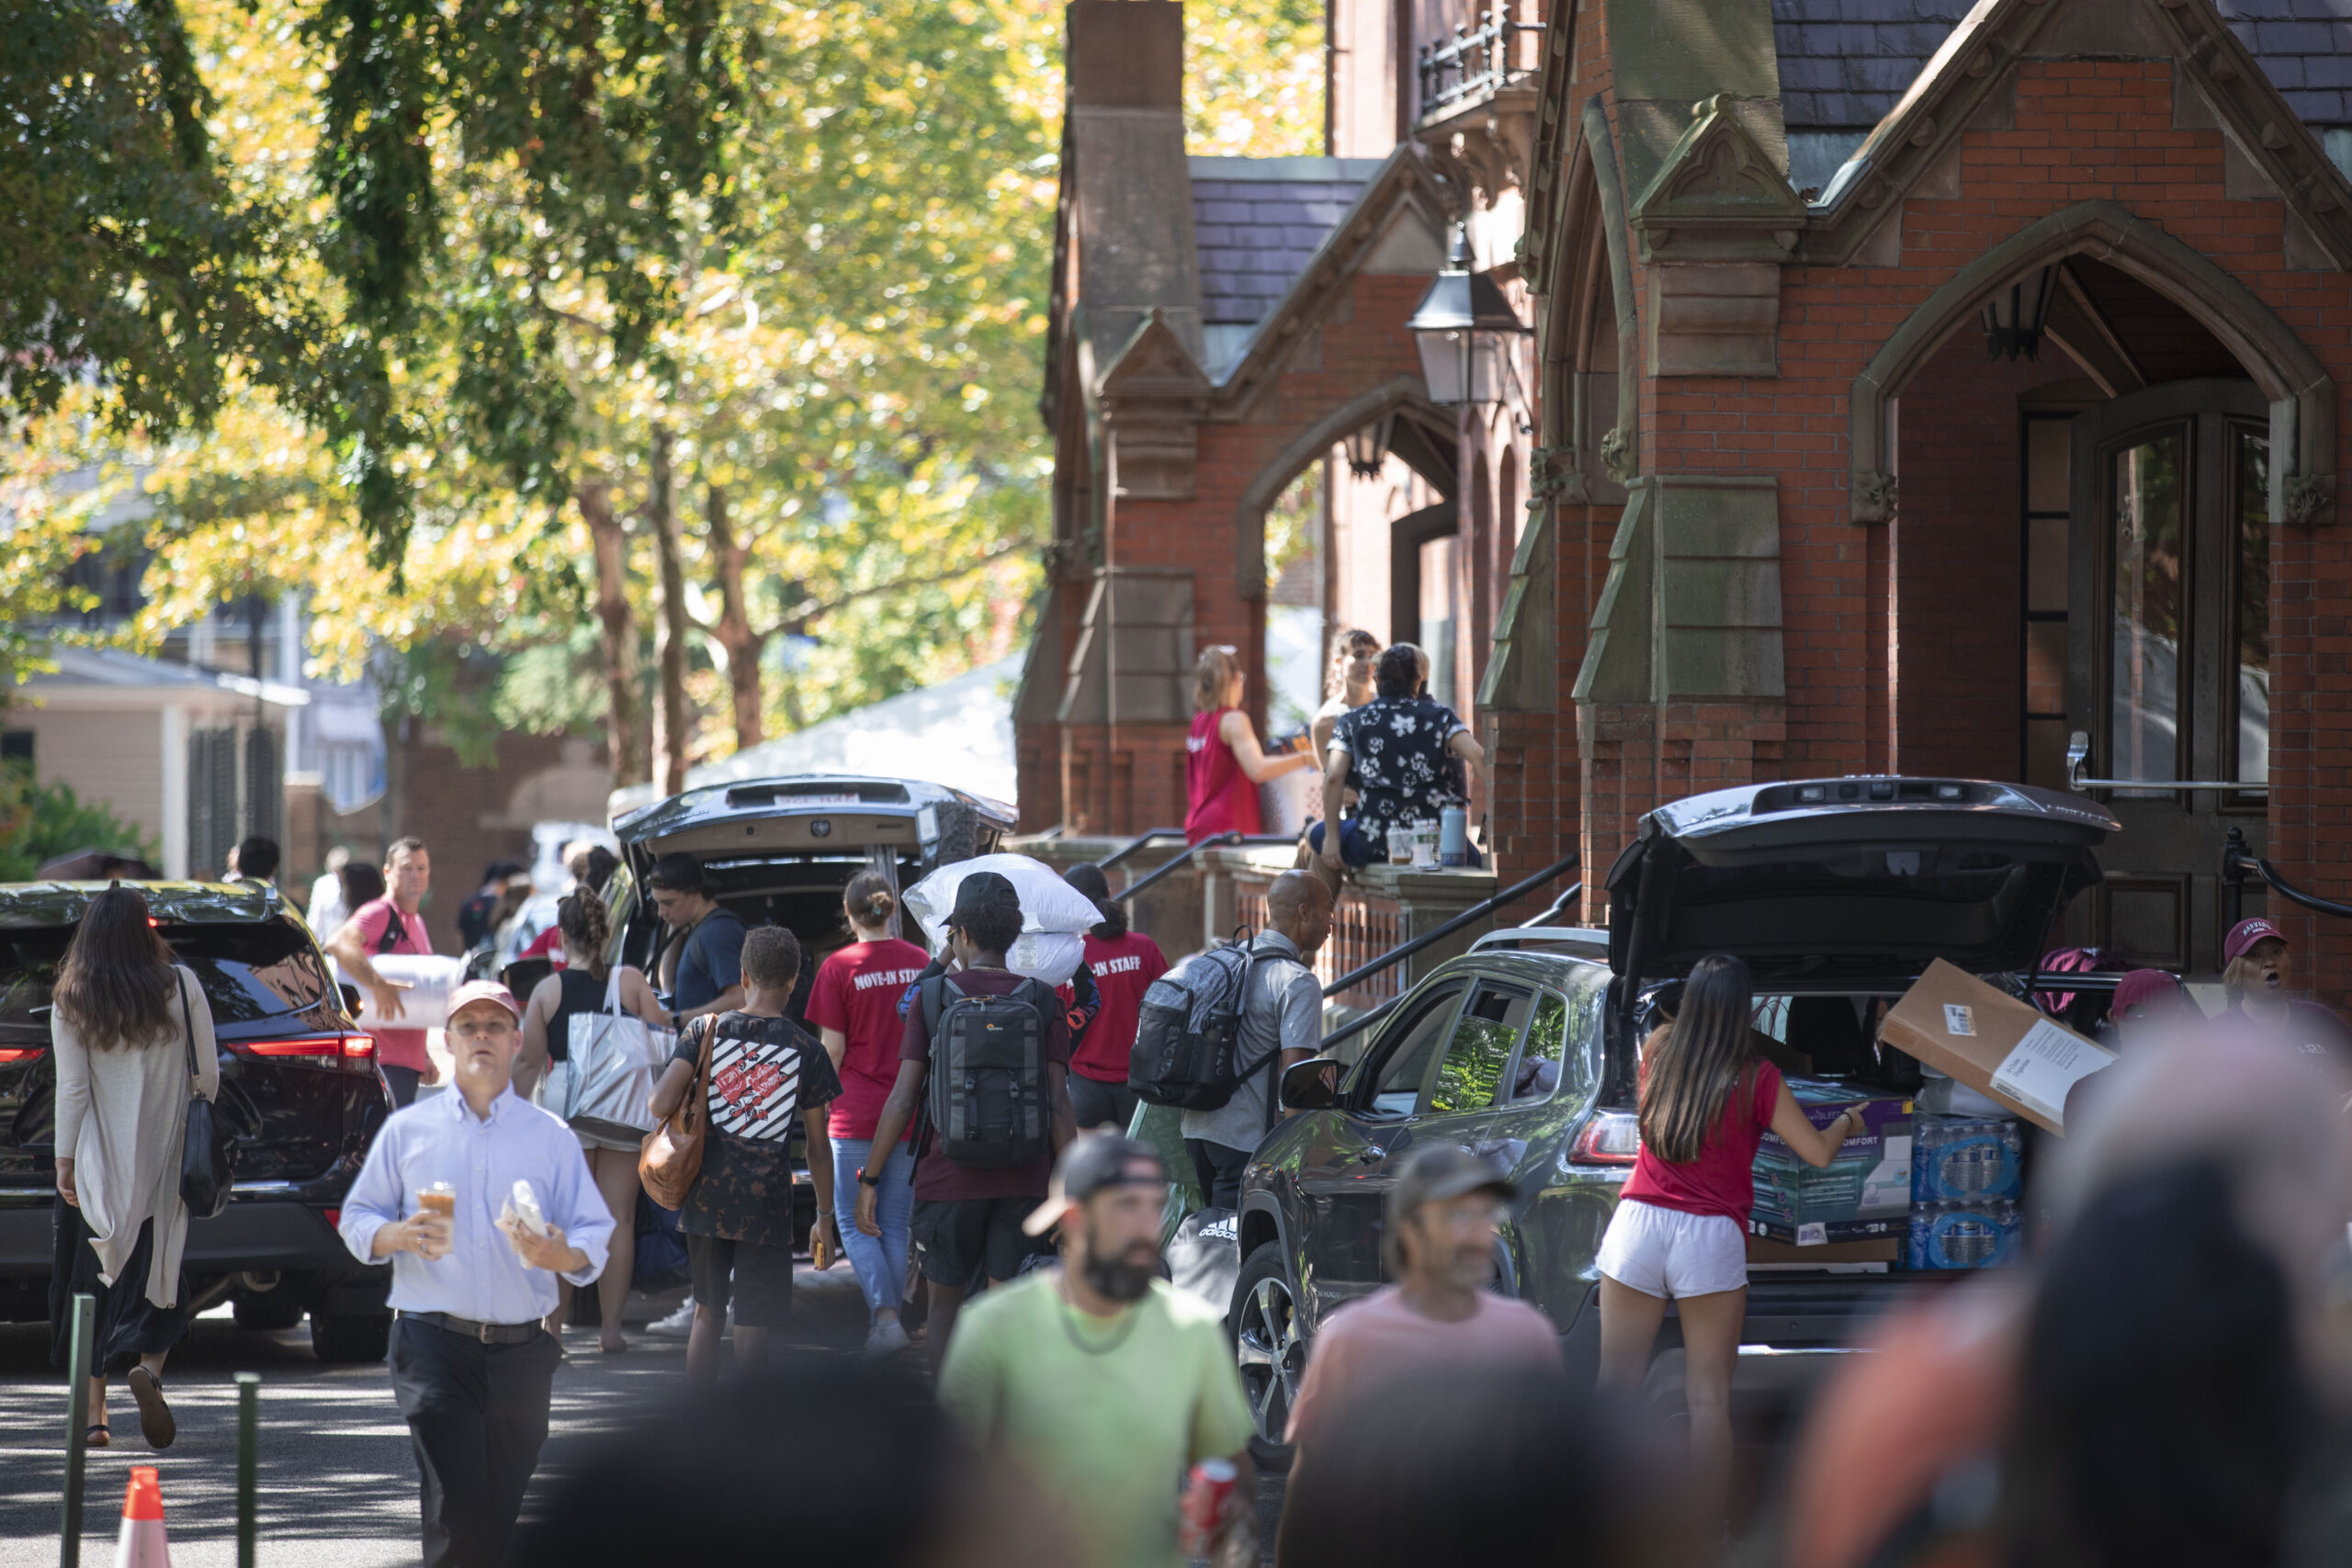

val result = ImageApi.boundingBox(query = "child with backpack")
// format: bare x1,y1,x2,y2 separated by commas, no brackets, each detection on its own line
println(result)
646,925,842,1388
854,871,1076,1367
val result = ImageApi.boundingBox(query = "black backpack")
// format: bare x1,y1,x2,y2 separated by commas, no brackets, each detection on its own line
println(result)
918,974,1055,1169
1127,929,1278,1113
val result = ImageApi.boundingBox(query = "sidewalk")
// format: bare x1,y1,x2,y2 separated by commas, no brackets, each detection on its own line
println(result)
0,1266,868,1566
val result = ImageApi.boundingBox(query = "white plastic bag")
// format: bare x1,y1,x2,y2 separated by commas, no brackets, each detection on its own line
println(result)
902,853,1103,942
349,954,470,1031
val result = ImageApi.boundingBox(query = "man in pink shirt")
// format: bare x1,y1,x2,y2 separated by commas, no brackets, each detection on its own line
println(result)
327,837,440,1106
1284,1145,1562,1468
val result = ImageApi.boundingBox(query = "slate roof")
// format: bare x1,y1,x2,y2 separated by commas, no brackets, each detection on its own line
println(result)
1772,0,2352,130
1772,0,1973,130
2214,0,2352,123
1190,157,1385,325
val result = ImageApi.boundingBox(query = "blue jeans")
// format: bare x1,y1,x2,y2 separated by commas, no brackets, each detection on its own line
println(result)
1306,818,1379,868
831,1136,916,1320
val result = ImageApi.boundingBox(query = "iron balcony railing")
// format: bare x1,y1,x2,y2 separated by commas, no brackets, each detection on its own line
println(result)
1418,5,1544,117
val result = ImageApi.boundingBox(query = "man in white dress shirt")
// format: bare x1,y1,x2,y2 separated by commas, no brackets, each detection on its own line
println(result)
339,980,615,1568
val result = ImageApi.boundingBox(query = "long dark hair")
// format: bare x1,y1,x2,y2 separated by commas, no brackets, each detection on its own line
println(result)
53,886,178,1050
1637,953,1758,1163
558,889,613,981
1061,862,1126,941
2002,1158,2312,1568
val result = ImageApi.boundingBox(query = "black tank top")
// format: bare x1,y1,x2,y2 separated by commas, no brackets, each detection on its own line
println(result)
544,967,610,1063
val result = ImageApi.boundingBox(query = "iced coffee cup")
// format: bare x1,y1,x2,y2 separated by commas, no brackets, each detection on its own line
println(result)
415,1182,457,1259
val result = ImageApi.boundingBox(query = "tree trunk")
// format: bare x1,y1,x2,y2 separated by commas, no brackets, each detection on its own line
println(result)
580,480,646,785
705,483,767,751
649,427,690,796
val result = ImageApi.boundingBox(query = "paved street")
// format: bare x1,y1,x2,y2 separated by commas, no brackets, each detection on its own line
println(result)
0,1273,868,1568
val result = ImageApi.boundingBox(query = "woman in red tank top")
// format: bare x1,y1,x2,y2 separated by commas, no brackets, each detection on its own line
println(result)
1595,953,1860,1530
1183,644,1315,843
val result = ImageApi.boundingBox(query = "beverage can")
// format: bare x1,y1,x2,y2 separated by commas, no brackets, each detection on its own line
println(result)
1178,1457,1239,1558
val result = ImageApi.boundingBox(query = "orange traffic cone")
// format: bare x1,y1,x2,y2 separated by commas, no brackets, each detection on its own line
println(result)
114,1467,170,1568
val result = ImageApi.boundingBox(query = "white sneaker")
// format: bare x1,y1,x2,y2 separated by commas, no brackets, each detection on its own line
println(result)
864,1318,911,1359
644,1297,697,1338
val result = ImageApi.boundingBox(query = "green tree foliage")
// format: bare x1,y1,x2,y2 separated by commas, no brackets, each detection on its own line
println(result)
0,767,164,880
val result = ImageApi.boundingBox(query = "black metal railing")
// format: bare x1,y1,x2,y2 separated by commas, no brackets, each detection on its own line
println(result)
1099,828,1296,900
2224,825,2352,919
1419,5,1544,116
1100,829,1187,874
1315,849,1581,1052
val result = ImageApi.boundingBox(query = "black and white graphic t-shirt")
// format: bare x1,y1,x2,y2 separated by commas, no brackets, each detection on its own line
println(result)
1330,694,1470,840
668,1011,842,1244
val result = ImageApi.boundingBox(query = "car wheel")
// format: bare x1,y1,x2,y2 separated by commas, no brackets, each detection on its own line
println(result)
232,1291,306,1332
310,1309,391,1363
1231,1242,1306,1471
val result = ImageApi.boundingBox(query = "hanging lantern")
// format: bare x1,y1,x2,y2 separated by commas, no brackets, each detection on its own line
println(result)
1341,412,1396,479
1982,265,2060,362
1407,224,1532,407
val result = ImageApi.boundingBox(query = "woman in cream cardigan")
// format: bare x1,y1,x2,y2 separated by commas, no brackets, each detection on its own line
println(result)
50,886,219,1450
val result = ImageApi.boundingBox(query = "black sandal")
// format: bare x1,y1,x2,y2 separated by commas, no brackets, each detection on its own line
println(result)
84,1424,109,1448
127,1366,175,1450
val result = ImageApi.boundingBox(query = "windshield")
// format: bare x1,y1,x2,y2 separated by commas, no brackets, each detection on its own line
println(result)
0,917,336,1038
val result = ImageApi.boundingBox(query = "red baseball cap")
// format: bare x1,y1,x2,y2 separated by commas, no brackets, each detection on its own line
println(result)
2110,968,2184,1020
2223,918,2287,964
447,979,522,1024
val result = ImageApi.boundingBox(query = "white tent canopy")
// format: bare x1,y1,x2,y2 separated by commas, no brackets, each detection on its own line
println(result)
607,657,1021,818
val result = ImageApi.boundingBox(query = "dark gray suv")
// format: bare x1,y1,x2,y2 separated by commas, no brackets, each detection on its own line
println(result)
1227,776,2119,1451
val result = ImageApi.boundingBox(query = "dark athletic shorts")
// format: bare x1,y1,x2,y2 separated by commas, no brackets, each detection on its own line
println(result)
685,1233,795,1328
911,1197,1048,1287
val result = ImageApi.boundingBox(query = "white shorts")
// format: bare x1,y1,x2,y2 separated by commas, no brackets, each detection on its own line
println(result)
1596,1199,1748,1299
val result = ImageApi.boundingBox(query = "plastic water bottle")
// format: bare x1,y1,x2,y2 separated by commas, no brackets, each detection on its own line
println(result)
1439,805,1468,866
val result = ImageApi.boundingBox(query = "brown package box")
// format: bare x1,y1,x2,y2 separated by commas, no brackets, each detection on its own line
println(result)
1879,959,2118,1135
1745,1235,1899,1265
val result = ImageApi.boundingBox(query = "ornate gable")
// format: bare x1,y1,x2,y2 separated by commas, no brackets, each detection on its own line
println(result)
1097,310,1210,501
1631,96,1809,264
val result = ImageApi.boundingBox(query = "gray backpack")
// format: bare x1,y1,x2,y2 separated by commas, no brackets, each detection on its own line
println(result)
918,974,1055,1169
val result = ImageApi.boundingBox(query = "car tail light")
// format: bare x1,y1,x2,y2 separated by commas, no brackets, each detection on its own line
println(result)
1570,1110,1642,1166
0,1046,44,1065
322,1208,340,1228
243,1034,377,1066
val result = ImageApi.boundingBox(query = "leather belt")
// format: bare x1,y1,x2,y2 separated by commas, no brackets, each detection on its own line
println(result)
399,1310,543,1346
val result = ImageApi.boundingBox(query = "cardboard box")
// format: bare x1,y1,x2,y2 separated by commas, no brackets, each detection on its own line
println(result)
1748,1078,1914,1246
1879,960,2117,1134
1745,1235,1900,1265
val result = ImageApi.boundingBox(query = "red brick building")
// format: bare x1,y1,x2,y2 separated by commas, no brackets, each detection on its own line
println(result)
1023,0,2352,988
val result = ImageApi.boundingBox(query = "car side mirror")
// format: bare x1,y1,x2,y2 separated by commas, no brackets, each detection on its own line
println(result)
1281,1056,1343,1111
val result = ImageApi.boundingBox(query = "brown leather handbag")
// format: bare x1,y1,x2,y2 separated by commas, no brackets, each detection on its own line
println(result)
639,1016,713,1209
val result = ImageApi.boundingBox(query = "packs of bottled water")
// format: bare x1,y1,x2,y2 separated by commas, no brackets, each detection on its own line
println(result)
1908,1201,2021,1269
1911,1114,2023,1204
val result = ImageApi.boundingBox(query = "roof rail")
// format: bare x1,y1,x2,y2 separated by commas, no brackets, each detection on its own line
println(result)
1468,923,1605,955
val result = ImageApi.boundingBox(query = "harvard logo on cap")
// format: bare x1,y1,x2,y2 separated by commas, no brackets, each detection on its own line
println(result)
2224,918,2287,963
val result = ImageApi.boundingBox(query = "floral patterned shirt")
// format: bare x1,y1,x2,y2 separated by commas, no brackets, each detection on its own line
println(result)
1330,695,1470,840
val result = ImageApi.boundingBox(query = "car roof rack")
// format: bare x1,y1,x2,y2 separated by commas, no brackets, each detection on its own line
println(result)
1469,926,1610,955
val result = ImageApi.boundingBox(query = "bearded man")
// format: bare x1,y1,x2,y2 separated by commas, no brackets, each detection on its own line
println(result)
936,1134,1255,1568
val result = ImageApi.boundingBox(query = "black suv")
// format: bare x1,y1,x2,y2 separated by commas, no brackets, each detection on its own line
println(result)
0,882,394,1360
1227,776,2119,1451
606,773,1015,1243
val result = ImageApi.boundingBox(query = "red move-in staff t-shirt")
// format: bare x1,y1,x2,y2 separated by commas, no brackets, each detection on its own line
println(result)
1063,931,1170,1084
805,938,931,1141
1620,1060,1782,1224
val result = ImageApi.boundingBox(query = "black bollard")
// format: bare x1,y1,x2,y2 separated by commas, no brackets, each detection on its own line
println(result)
236,1372,260,1568
60,1292,94,1568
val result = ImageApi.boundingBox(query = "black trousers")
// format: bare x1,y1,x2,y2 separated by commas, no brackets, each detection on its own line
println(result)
1068,1075,1138,1134
387,1316,561,1568
1186,1138,1251,1210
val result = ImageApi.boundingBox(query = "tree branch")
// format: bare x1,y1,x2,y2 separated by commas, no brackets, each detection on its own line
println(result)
755,538,1041,640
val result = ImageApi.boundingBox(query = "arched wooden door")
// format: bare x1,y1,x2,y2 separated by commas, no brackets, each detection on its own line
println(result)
2063,378,2270,975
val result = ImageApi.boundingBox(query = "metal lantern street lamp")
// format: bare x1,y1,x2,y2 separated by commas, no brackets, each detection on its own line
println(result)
1407,224,1535,420
1342,412,1396,478
1982,265,2059,361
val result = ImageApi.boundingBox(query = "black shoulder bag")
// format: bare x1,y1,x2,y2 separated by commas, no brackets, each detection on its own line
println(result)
175,969,238,1221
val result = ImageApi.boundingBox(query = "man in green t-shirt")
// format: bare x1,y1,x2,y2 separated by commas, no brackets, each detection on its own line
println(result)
937,1134,1255,1568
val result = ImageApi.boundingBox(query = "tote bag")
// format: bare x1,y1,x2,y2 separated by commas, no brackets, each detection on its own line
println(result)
562,968,672,1142
175,969,237,1221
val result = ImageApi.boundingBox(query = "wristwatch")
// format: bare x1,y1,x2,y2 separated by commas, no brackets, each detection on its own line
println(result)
856,1168,883,1188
